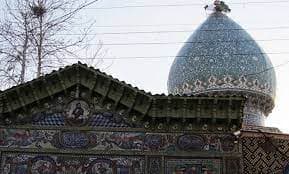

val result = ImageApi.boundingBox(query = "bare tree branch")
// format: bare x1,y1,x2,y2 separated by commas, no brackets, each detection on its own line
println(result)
0,0,105,89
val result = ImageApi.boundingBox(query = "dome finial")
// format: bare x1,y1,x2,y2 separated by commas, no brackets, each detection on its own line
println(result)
204,0,231,13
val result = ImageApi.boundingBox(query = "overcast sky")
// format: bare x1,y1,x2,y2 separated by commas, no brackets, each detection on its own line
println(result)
2,0,289,132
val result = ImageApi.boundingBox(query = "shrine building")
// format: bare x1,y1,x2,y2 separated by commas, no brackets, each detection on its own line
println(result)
0,2,289,174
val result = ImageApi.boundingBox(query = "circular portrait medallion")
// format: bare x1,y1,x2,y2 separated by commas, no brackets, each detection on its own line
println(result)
65,100,90,126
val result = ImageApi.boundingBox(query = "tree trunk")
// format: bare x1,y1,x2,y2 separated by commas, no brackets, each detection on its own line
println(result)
37,15,43,78
20,16,29,83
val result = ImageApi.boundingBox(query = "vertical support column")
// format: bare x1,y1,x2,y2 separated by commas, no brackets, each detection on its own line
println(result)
222,157,226,174
162,156,165,174
145,155,148,174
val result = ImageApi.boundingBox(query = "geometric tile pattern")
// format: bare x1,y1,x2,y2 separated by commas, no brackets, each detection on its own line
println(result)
89,114,130,128
241,136,289,174
32,113,131,128
32,113,65,126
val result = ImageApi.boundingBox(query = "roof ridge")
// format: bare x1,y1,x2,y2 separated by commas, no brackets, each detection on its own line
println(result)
0,62,152,96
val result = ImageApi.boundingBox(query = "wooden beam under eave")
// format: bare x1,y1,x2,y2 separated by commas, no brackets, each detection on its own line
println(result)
5,91,23,112
226,99,233,125
182,98,187,118
79,68,97,90
62,66,78,85
42,79,54,99
98,79,112,106
76,64,80,84
126,91,139,114
238,100,245,126
28,83,41,105
15,89,26,109
107,82,123,101
211,99,218,124
131,93,150,114
56,72,67,94
3,93,13,113
26,83,45,116
167,97,172,118
197,99,202,118
146,98,157,117
185,98,197,119
118,87,138,108
0,94,4,114
112,86,125,110
88,74,99,97
138,96,153,118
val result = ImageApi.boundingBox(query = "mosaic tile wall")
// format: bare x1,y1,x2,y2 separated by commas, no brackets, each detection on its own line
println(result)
1,153,145,174
241,133,289,174
3,129,289,173
0,128,241,173
0,129,238,153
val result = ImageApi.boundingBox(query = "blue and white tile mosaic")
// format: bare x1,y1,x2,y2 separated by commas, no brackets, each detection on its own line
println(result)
167,12,276,126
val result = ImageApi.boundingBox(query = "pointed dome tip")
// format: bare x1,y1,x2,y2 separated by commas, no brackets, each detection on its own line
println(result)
204,0,231,14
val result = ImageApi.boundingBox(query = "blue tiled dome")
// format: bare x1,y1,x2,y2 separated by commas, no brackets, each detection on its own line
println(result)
167,12,276,126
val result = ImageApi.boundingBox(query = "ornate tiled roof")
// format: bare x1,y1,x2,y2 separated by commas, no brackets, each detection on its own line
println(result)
0,62,245,132
167,12,276,126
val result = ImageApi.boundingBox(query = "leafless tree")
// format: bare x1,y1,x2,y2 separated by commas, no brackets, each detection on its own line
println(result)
0,0,33,87
0,0,102,89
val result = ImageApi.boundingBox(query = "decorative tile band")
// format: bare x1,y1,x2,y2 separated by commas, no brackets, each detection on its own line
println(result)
0,129,238,154
170,75,273,97
1,153,145,174
170,75,275,127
